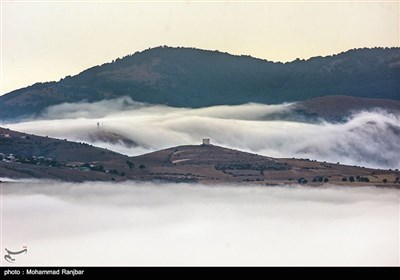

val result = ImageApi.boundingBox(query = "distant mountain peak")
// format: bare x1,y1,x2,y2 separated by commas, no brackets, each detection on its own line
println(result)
1,47,399,121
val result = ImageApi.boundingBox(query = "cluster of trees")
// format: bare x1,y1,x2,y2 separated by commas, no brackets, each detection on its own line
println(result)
126,160,146,170
14,155,63,167
215,162,289,173
382,178,399,184
357,176,369,182
341,176,353,182
297,176,331,184
152,175,197,183
126,160,134,170
312,176,329,183
297,178,308,184
77,160,147,178
243,178,265,182
341,176,369,182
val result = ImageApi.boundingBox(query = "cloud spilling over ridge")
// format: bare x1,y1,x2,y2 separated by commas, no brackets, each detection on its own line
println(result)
5,97,400,169
40,96,293,121
2,181,399,266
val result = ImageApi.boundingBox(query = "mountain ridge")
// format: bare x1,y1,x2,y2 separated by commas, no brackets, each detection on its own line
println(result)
1,46,399,121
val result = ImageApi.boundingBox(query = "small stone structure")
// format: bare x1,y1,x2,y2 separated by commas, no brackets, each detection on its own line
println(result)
202,138,210,145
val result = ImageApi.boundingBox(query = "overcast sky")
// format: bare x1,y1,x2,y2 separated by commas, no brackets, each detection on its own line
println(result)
1,0,399,95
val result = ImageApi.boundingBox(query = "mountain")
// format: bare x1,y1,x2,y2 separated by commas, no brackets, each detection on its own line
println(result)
1,46,399,121
1,127,399,187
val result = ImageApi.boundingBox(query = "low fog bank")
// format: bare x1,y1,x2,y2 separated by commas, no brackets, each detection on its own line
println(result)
2,181,399,266
5,98,400,169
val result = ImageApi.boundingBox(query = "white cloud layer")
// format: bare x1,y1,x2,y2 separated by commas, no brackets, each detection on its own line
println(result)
5,98,400,169
1,181,399,266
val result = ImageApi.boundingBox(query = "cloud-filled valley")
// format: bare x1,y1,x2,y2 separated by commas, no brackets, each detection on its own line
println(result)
5,97,400,169
2,98,400,266
2,181,399,266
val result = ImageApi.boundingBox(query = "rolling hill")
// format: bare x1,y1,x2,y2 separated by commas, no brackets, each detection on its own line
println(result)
0,127,130,181
1,127,399,187
1,46,399,121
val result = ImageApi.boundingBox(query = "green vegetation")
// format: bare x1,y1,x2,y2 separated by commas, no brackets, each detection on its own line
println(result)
2,47,399,120
215,162,289,172
298,178,308,184
312,176,329,183
126,160,134,170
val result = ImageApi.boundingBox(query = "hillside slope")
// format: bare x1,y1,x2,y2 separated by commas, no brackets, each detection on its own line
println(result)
291,95,400,122
129,144,400,187
1,46,399,121
1,127,399,187
0,127,130,182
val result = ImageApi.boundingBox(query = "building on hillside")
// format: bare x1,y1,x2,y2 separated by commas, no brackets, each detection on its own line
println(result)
202,138,210,145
